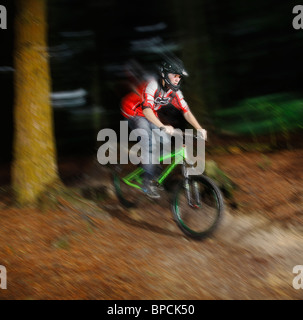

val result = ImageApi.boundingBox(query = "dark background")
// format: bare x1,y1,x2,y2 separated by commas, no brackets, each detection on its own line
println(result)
0,0,302,163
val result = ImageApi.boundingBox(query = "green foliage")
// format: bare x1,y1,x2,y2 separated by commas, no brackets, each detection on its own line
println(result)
52,235,70,250
257,154,272,171
205,160,237,200
212,93,303,136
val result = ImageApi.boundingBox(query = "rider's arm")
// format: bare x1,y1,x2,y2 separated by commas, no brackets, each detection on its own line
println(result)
142,108,164,128
183,111,203,130
171,90,204,131
141,79,174,134
142,108,174,134
184,111,207,140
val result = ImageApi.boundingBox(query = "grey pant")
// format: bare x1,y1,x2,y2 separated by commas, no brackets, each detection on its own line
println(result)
127,116,170,186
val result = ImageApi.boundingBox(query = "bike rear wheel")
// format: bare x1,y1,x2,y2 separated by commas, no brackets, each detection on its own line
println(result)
172,175,224,239
112,164,144,208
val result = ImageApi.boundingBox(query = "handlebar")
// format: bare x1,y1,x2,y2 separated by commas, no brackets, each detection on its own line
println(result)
159,127,205,141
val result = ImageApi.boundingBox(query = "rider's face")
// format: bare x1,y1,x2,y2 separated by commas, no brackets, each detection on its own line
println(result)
168,73,182,86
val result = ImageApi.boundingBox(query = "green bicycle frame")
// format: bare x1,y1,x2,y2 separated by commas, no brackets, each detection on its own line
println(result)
122,146,186,190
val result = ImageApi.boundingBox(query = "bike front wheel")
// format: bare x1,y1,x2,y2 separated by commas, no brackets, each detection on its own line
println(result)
172,175,224,239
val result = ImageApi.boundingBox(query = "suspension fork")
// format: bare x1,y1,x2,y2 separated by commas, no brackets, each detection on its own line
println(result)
183,176,201,208
192,179,201,207
182,146,201,208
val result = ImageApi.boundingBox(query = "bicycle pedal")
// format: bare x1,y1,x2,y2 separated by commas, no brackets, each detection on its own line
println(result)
156,184,165,191
188,202,200,209
143,186,161,199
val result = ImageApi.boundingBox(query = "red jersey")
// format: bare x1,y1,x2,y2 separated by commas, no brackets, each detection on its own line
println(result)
121,77,189,119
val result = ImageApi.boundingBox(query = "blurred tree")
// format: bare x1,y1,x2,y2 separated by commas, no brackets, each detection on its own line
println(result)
169,0,220,127
12,0,61,206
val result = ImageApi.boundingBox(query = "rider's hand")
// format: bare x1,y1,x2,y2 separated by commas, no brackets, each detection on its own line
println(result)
197,128,207,141
160,125,175,135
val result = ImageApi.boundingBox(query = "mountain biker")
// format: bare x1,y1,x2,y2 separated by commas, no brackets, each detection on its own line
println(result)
121,57,207,199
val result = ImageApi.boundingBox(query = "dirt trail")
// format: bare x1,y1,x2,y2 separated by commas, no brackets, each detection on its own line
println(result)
0,149,302,300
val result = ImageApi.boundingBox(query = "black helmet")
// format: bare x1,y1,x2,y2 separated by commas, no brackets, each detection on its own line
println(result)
159,57,188,91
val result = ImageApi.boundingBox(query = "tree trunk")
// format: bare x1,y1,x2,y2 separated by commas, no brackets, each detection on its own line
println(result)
12,0,60,206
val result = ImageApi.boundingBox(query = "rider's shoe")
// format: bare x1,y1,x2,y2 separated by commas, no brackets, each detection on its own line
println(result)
150,179,165,192
143,183,161,199
154,182,165,191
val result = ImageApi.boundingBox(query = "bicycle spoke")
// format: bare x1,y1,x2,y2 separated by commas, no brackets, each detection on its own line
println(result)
173,176,223,238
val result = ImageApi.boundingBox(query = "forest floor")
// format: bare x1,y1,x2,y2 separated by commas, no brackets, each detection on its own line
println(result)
0,140,303,300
